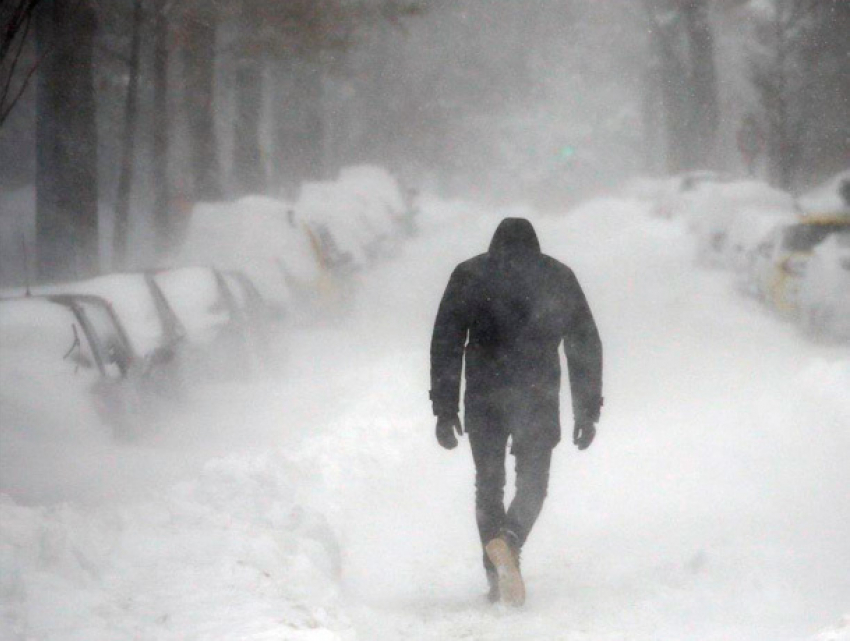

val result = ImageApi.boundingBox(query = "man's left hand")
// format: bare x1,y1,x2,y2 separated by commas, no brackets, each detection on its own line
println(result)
573,420,596,450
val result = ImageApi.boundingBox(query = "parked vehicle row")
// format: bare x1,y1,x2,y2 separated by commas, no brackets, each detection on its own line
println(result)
0,166,416,439
642,170,850,341
178,165,416,318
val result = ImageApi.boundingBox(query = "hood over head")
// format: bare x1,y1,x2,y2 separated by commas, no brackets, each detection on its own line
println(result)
489,218,541,257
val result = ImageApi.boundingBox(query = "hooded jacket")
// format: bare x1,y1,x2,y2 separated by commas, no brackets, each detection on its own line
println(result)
429,218,602,451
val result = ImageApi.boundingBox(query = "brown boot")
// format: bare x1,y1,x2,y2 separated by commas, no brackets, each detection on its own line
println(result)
484,532,525,606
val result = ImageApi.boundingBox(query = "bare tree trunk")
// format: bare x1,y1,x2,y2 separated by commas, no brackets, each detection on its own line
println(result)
152,0,171,256
272,55,298,194
232,59,265,194
650,20,691,173
232,6,265,196
113,0,143,270
182,3,222,200
275,56,325,188
0,0,43,128
642,61,666,174
682,0,719,168
35,0,98,282
300,57,325,181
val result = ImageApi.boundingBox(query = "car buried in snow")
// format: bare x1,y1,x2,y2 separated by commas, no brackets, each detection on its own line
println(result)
687,180,795,269
150,267,273,379
649,170,729,220
178,197,329,317
221,270,273,368
763,216,850,315
796,230,850,339
40,272,188,404
148,267,247,378
729,211,796,296
0,295,147,439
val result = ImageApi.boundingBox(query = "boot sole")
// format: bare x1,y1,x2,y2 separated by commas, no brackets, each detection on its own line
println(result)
485,537,525,606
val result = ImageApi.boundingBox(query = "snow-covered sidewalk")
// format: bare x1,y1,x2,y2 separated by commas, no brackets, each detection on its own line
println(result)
2,197,848,640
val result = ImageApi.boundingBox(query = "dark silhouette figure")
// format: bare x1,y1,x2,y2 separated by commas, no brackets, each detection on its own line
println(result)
430,218,603,605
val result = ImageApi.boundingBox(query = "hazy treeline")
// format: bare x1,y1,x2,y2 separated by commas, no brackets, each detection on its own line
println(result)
0,0,847,283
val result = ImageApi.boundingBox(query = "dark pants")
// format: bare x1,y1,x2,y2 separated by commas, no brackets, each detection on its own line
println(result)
468,424,552,573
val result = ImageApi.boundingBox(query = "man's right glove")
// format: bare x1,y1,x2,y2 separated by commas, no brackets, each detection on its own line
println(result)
436,414,463,450
573,419,596,451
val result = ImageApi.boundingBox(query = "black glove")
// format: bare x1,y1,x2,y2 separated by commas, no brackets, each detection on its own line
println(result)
573,419,596,450
436,414,463,450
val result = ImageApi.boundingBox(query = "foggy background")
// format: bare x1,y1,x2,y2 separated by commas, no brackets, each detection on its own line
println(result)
1,0,848,284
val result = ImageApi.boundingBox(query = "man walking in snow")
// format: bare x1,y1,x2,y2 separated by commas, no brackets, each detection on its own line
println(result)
429,217,603,606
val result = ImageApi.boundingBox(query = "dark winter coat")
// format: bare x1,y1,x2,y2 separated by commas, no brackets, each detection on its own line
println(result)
429,218,603,452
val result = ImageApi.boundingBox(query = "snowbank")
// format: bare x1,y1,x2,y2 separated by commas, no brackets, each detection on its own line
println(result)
811,616,850,641
0,454,348,641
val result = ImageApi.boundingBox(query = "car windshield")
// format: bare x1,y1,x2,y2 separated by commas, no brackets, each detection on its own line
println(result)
781,223,850,252
77,300,131,378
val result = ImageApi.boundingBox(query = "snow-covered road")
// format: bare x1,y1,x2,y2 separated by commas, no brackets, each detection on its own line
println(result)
2,197,849,640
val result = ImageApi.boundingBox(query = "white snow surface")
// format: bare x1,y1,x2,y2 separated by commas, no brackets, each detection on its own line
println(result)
1,196,848,640
178,197,322,308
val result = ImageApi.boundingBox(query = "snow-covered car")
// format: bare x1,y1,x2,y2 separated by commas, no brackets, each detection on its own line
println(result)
222,270,268,326
152,267,253,379
687,180,795,269
649,171,728,220
748,226,784,301
726,210,796,275
796,231,850,339
0,296,144,439
728,211,796,294
763,217,850,314
297,181,376,268
40,273,185,366
221,270,274,371
797,169,850,216
39,273,186,403
337,165,412,243
179,197,324,315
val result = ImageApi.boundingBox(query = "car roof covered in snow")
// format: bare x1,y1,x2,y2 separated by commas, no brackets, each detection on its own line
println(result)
179,197,321,306
153,267,230,344
36,273,170,358
0,297,98,378
337,165,406,216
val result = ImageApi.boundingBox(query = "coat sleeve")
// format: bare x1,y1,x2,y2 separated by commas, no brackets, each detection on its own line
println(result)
562,269,603,423
429,265,471,417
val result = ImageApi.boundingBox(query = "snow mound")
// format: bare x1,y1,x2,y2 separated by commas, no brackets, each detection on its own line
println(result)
811,616,850,641
0,452,347,640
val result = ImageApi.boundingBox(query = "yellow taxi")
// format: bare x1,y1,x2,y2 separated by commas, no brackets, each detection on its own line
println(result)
768,215,850,314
